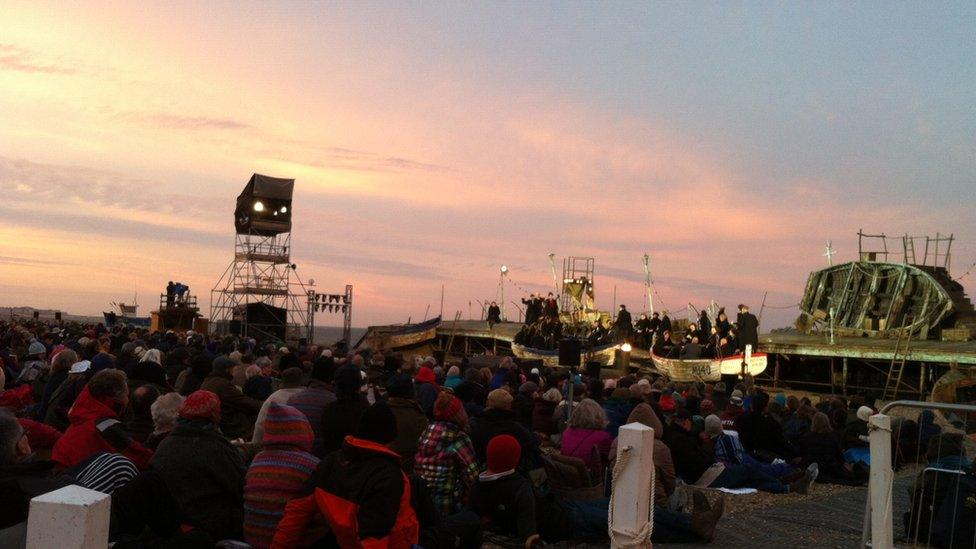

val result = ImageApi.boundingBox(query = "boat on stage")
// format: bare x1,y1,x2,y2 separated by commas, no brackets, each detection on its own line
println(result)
650,352,768,381
512,342,619,368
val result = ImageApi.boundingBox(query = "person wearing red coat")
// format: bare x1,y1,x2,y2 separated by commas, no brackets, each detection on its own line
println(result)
51,369,152,471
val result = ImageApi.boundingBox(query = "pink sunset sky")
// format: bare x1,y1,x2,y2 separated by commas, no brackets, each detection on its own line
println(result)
1,2,974,329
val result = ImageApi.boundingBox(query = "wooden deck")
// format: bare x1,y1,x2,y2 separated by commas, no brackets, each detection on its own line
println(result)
762,332,976,365
433,321,976,366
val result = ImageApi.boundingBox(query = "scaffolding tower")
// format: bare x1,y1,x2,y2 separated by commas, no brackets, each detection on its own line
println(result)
210,231,310,343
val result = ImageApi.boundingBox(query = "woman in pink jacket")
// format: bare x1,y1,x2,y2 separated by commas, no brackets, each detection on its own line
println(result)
560,398,613,473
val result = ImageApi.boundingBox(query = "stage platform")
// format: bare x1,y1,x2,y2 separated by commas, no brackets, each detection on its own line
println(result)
434,321,976,366
761,333,976,365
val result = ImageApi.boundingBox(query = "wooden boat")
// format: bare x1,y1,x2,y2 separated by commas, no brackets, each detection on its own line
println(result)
799,261,956,338
356,316,441,351
650,352,768,381
512,342,618,368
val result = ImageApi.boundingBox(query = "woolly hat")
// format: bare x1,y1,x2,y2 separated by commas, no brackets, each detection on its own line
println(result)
262,403,313,451
486,388,513,410
212,356,237,374
487,434,521,473
700,399,716,416
704,414,723,437
386,373,415,399
730,395,744,406
713,382,727,394
518,381,538,395
28,341,46,357
69,360,91,374
773,393,788,407
321,349,333,358
415,366,436,383
355,402,397,444
90,353,115,372
433,392,469,429
731,389,744,399
334,365,364,395
180,390,221,423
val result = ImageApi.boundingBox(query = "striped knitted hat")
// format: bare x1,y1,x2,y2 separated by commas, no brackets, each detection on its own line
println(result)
262,403,314,451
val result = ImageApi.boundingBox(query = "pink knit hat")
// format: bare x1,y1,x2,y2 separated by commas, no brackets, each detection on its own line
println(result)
262,403,314,451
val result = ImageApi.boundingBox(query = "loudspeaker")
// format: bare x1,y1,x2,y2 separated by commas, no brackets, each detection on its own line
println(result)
558,338,583,367
54,311,62,321
244,303,287,341
585,361,602,380
33,311,39,319
229,320,243,336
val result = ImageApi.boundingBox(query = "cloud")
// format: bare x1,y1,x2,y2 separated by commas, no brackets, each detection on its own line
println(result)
0,43,77,75
0,255,72,267
133,113,251,131
262,144,451,175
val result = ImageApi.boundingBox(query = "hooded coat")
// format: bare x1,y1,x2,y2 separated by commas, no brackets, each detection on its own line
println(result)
609,403,675,506
51,385,152,470
414,420,480,516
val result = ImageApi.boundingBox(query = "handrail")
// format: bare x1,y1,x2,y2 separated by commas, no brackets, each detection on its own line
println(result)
879,399,976,415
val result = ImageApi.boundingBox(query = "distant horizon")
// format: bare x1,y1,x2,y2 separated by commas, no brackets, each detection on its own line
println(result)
2,2,973,330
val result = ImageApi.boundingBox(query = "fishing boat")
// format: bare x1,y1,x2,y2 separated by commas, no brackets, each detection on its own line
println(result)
650,352,768,382
512,342,618,368
356,316,442,351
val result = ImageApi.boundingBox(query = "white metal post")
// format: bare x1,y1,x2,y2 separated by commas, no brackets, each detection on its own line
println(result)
868,413,893,549
610,422,655,549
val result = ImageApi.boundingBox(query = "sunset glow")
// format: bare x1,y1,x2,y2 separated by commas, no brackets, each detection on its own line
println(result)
2,1,974,328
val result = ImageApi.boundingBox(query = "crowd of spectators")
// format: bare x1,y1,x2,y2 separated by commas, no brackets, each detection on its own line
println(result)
0,315,970,548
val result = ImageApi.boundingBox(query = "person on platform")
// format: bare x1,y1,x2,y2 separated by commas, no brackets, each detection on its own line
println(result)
698,310,712,340
614,304,633,343
681,336,703,360
653,330,676,358
635,313,652,348
658,310,672,337
715,309,731,338
543,292,559,319
736,304,760,352
486,302,502,325
521,294,540,325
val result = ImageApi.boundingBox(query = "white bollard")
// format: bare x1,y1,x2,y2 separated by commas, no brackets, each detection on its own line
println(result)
610,422,655,549
27,485,110,549
868,413,893,549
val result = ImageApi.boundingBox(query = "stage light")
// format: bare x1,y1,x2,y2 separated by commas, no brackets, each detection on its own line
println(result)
253,201,265,212
621,343,632,353
280,206,288,213
500,265,508,274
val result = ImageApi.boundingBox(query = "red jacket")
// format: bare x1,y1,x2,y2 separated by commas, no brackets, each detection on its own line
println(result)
272,436,419,549
51,385,152,470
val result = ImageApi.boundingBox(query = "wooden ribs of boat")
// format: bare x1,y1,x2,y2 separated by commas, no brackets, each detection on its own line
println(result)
650,352,768,382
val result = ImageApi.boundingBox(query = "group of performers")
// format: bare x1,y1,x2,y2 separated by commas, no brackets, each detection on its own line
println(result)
509,292,761,359
164,281,191,308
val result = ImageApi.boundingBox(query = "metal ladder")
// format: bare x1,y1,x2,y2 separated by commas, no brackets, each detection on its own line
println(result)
882,322,913,400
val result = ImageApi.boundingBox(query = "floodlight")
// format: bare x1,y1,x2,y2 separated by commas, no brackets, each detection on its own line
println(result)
235,174,295,235
500,265,509,274
621,343,632,353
